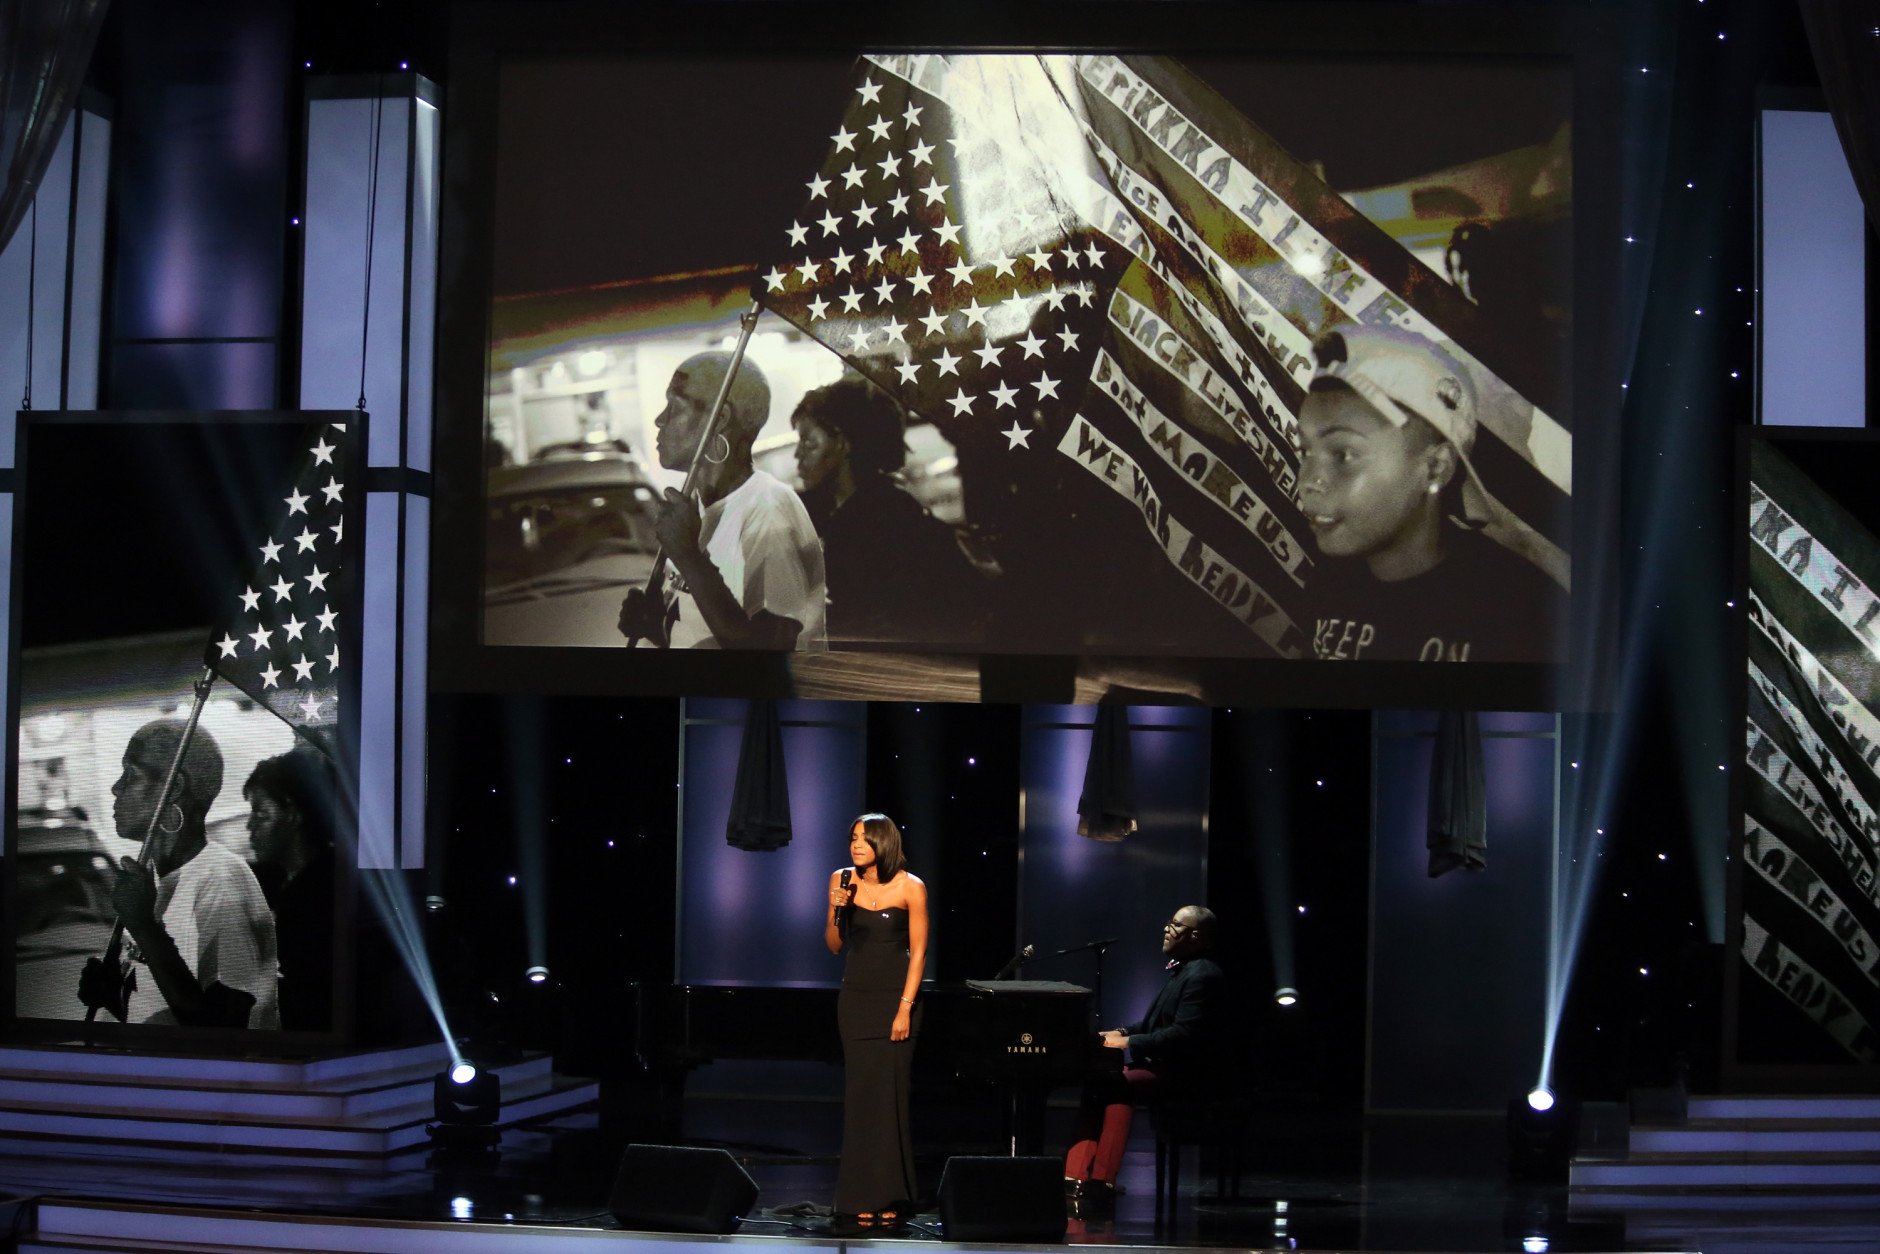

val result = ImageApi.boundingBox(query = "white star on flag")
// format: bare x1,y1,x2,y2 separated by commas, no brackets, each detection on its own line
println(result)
208,419,348,736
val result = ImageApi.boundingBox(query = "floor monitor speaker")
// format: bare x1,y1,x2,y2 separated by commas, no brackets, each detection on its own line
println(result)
938,1155,1067,1243
607,1143,760,1234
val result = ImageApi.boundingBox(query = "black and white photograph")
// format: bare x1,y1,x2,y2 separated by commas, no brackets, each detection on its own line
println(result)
10,415,357,1036
483,52,1573,673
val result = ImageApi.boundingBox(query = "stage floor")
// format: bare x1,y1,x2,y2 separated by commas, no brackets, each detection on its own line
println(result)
1,1090,1873,1253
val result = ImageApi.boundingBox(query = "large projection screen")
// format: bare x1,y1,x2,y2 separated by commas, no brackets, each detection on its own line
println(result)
433,4,1623,708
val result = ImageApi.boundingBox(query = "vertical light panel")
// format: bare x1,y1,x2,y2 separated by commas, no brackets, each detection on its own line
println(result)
0,102,108,419
1017,706,1210,1028
677,699,867,986
400,495,429,868
300,75,440,870
1367,711,1558,1113
358,492,400,868
1759,110,1865,427
62,107,110,410
405,100,439,474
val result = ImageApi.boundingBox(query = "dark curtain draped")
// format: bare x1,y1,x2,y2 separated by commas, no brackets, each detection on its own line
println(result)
1427,710,1486,878
1799,0,1880,235
1077,704,1138,842
0,0,109,257
726,699,793,851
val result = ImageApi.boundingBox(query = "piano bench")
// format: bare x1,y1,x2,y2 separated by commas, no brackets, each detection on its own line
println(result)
1148,1097,1254,1225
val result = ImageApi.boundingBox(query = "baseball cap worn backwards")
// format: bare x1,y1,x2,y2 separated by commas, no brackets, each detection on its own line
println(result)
1310,323,1479,454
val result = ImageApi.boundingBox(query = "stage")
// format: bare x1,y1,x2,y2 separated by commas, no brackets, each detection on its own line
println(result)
2,1082,1875,1254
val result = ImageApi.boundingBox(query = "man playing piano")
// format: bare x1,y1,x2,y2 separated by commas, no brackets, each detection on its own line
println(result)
1064,905,1225,1208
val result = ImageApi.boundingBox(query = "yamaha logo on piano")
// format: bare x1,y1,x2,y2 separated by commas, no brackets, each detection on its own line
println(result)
1007,1032,1047,1054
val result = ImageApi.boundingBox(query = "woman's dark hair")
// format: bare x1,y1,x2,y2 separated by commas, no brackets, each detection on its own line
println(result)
793,377,908,477
854,812,907,883
244,747,340,854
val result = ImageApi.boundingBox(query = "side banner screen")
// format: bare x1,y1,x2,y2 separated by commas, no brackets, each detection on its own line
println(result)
1737,436,1880,1068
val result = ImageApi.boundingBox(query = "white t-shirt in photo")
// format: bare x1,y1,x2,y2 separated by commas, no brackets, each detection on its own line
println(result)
662,470,828,651
128,839,280,1030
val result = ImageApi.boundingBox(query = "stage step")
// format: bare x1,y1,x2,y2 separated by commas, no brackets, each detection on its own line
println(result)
0,1043,598,1158
1570,1093,1880,1197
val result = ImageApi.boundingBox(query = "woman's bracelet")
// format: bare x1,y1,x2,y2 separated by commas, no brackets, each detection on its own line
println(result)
900,996,914,1004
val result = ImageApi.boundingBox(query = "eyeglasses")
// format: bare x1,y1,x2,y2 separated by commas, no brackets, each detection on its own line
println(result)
1163,920,1192,934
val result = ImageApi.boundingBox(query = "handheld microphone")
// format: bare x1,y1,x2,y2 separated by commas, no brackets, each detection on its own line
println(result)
838,869,853,923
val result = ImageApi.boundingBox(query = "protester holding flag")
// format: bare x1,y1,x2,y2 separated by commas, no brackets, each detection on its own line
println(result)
1296,324,1555,662
78,722,279,1029
617,352,828,650
792,376,984,645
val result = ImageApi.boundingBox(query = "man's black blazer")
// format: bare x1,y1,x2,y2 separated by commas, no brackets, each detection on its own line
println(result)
1122,955,1226,1069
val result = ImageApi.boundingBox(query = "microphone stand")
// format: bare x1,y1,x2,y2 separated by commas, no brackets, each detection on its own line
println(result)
1056,937,1118,1028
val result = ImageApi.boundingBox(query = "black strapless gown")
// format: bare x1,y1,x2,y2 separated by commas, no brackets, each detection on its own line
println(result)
835,903,921,1214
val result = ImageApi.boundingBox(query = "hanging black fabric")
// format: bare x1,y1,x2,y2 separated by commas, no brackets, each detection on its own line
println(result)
1427,710,1486,877
0,0,109,257
1799,0,1880,234
726,699,792,851
1077,704,1138,842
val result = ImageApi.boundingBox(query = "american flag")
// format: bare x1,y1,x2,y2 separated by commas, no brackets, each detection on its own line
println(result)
758,56,1114,459
760,54,1570,656
204,419,350,736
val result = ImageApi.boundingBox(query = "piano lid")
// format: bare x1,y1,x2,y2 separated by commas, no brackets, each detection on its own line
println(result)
963,979,1091,995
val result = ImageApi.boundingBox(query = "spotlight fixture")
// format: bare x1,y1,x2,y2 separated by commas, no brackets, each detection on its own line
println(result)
1507,1088,1571,1180
525,966,550,985
1274,987,1299,1006
433,1061,502,1145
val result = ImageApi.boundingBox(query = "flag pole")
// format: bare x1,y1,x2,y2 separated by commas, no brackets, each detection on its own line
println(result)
84,663,219,1026
626,296,765,648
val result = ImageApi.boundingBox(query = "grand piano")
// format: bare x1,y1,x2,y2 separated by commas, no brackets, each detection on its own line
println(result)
633,979,1109,1153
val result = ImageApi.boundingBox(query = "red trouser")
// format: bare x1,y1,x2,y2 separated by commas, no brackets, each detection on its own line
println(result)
1063,1065,1170,1183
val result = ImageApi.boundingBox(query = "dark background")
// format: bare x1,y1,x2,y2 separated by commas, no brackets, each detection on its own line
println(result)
489,53,1571,298
17,421,308,649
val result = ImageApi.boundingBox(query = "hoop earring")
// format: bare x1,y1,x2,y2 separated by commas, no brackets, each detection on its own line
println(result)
157,803,185,835
703,433,732,466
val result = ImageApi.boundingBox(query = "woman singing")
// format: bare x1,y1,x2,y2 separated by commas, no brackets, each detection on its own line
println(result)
825,814,928,1229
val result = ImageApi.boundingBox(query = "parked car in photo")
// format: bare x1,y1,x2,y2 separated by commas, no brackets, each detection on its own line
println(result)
484,447,662,647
